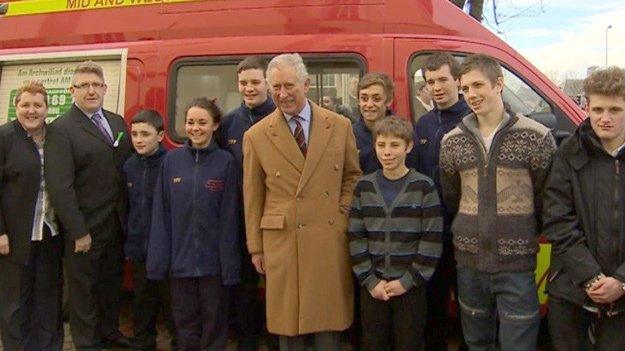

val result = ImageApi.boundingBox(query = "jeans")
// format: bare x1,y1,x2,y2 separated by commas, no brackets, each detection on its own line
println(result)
457,266,540,351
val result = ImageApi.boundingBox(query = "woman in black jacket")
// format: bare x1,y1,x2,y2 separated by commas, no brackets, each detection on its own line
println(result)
0,81,63,350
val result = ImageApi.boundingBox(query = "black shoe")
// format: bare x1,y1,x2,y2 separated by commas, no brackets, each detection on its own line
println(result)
102,332,140,349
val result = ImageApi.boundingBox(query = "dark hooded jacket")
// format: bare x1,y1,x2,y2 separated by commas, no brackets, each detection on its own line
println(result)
544,119,625,312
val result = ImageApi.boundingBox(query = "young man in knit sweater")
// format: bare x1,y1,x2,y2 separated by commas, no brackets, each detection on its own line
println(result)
439,54,556,351
349,116,443,351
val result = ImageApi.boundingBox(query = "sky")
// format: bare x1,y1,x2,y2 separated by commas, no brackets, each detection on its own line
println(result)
479,0,625,84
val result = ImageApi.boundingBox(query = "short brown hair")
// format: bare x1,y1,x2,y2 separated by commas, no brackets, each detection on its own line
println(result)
584,66,625,102
237,56,267,75
73,60,105,81
358,72,394,103
459,54,503,85
373,116,413,144
423,52,461,79
14,80,47,107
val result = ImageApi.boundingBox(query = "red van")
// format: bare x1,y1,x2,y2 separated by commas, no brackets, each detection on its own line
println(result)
0,0,584,306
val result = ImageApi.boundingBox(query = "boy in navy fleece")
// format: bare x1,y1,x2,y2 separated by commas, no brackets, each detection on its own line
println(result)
147,98,240,350
349,116,443,351
123,109,175,349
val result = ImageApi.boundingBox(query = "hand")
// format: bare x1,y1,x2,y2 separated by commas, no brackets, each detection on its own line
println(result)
74,233,92,253
369,280,390,301
384,280,408,298
0,234,9,255
251,253,265,275
587,277,625,304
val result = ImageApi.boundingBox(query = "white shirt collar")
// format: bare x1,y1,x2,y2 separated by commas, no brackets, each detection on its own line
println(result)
283,101,311,122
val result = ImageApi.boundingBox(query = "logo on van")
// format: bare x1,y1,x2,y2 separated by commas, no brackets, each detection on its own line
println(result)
172,177,182,184
228,139,237,145
205,179,224,191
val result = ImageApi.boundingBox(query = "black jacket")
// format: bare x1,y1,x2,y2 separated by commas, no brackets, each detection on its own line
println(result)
0,121,61,264
543,119,625,310
47,104,132,241
123,146,167,260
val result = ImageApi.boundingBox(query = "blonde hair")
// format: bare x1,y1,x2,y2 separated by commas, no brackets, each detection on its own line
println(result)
14,80,47,106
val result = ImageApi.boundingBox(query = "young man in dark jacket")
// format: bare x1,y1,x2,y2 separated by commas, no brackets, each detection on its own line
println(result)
543,67,625,351
221,56,276,351
415,52,471,351
440,54,556,351
123,110,175,350
352,72,418,175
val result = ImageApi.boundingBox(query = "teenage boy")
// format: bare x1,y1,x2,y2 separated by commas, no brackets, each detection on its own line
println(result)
543,67,625,351
123,110,176,350
415,52,471,351
349,116,442,351
353,72,417,174
221,56,276,351
439,54,556,351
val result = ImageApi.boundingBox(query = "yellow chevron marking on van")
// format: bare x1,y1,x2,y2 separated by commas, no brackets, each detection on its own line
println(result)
1,0,201,17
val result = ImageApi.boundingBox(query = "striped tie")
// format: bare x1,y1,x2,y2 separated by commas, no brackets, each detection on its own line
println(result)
92,112,114,144
292,116,307,156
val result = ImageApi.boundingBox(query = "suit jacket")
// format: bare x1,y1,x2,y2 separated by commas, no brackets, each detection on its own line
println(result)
0,121,62,264
47,104,132,242
243,101,362,335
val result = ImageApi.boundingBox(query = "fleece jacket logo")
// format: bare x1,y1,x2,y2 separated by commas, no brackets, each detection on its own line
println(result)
205,179,224,192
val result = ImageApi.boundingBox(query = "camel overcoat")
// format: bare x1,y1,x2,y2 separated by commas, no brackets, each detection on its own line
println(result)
243,102,362,336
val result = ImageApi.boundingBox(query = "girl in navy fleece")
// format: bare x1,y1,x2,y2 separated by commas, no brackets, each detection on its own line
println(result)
147,97,240,350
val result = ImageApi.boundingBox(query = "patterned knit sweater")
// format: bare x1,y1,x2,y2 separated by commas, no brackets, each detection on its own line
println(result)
349,169,443,291
439,112,556,273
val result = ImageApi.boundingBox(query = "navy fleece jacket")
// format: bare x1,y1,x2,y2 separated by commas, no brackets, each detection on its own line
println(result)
146,140,240,285
123,145,167,260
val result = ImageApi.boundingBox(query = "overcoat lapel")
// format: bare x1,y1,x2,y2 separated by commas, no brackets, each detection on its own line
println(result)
297,105,333,193
264,112,305,173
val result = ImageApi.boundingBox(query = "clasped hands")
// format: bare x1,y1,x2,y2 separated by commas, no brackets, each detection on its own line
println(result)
369,280,407,301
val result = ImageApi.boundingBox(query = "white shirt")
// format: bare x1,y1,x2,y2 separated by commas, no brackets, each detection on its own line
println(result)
30,135,59,241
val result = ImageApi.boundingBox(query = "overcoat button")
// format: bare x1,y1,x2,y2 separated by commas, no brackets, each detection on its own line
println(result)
329,219,335,225
276,171,281,177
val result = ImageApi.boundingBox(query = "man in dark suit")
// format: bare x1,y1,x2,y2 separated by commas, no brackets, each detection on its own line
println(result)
47,61,134,350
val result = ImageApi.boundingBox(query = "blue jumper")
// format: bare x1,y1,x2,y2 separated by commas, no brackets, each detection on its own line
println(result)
146,140,240,285
221,98,276,179
123,145,167,260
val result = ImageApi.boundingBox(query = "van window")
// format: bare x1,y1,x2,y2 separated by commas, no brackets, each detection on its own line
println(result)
409,53,575,136
169,56,363,142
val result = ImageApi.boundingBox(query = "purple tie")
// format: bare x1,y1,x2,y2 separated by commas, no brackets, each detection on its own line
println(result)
92,112,113,144
292,116,307,156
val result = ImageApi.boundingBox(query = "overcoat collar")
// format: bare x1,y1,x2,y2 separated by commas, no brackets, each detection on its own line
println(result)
264,101,335,192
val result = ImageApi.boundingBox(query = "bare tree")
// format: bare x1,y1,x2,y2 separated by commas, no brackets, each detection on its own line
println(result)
483,0,546,35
